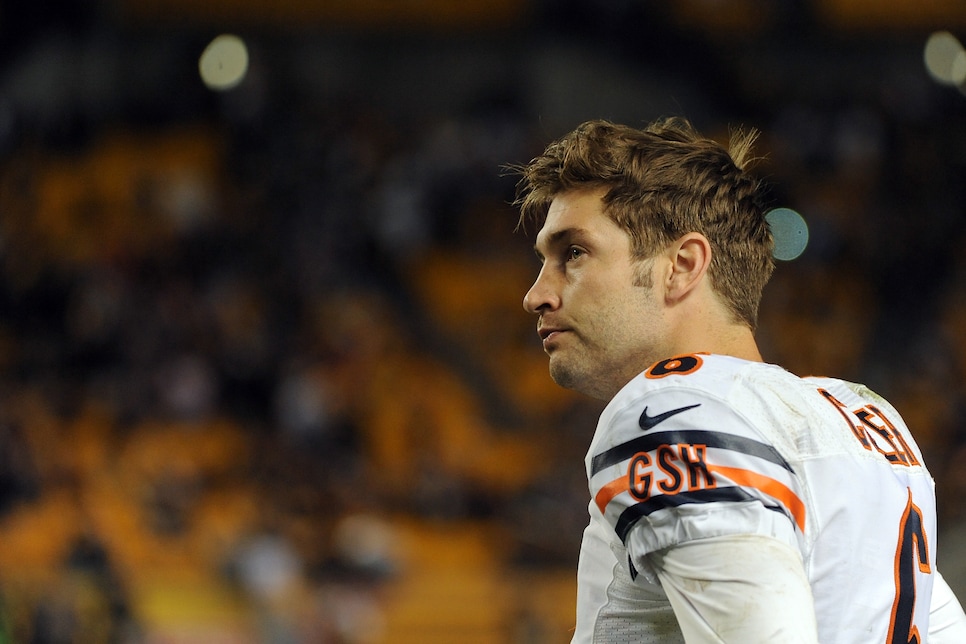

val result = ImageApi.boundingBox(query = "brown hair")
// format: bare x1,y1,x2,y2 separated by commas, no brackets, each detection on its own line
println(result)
512,117,774,330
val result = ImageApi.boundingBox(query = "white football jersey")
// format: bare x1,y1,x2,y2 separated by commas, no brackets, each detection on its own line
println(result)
575,353,938,643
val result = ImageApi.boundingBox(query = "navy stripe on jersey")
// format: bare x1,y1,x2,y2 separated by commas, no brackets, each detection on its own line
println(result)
591,429,793,477
613,487,792,543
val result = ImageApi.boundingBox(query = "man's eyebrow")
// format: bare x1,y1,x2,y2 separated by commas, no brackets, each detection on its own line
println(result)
534,227,588,258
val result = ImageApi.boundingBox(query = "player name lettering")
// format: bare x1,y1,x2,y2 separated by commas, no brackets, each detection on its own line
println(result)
818,388,921,467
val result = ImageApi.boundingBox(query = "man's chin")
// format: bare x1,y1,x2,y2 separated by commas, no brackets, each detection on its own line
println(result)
548,359,576,389
549,359,588,393
549,358,614,400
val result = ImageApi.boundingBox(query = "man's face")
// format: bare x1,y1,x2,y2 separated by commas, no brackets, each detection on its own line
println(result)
524,188,668,400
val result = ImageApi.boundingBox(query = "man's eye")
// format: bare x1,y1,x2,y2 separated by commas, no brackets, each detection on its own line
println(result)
567,247,584,261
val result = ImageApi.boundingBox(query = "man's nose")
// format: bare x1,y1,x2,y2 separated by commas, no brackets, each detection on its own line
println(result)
523,267,559,314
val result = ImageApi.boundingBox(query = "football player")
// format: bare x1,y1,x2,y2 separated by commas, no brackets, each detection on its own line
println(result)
513,118,966,642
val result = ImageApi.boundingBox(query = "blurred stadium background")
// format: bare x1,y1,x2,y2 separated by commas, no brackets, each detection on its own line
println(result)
0,1,965,642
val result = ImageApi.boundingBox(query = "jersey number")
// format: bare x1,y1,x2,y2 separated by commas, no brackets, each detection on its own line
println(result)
888,490,931,644
645,354,703,379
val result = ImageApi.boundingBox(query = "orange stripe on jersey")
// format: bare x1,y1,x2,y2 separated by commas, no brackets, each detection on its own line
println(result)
593,464,806,533
708,465,806,533
595,476,627,514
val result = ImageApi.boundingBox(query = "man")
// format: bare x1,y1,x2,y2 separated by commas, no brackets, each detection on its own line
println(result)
513,118,966,642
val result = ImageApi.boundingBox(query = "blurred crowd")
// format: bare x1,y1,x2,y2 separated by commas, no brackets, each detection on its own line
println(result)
0,2,965,642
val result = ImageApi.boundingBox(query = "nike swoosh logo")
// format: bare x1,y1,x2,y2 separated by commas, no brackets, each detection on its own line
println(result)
638,403,701,431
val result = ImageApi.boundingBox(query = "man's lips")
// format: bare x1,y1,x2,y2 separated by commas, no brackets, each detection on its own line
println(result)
538,326,562,340
538,326,568,347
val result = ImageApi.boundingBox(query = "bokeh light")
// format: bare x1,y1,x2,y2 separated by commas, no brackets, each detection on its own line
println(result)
766,208,809,261
199,34,249,91
924,31,966,86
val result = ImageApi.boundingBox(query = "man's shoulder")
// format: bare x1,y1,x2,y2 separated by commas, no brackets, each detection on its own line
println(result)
586,354,810,559
596,354,820,461
616,353,798,402
597,354,798,448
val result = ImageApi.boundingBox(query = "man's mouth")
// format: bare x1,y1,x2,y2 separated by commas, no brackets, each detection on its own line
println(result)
538,326,563,340
538,326,568,349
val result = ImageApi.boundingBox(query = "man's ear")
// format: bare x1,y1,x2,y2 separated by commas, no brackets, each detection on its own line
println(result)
665,232,712,303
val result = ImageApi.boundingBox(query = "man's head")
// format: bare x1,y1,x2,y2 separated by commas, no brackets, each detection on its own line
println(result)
515,117,774,331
